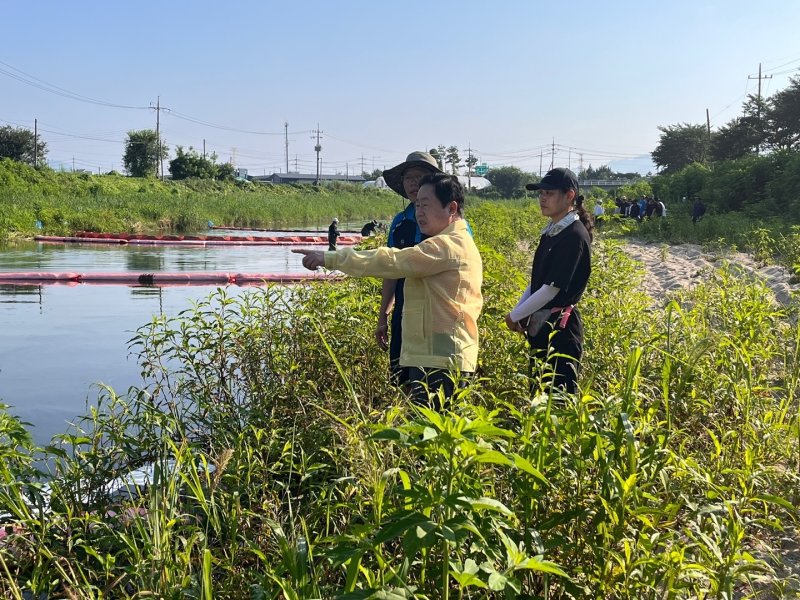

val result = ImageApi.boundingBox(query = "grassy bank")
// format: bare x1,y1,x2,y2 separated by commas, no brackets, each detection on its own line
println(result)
0,159,408,240
1,200,798,597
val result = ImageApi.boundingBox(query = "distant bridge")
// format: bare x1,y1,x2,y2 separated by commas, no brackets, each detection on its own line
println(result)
578,179,648,190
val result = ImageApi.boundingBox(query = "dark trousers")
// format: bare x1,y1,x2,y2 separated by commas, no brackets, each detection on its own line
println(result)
389,307,409,386
527,308,583,396
406,367,470,412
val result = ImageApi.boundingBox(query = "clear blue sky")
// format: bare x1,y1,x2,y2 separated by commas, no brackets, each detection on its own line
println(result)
2,0,799,176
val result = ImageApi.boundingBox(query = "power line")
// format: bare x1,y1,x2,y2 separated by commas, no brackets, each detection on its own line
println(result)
165,109,304,136
0,60,149,110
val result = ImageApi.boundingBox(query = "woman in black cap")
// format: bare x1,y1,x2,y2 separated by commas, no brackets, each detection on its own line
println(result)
505,167,593,396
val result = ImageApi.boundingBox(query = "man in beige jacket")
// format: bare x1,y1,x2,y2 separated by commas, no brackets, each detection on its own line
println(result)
295,174,482,409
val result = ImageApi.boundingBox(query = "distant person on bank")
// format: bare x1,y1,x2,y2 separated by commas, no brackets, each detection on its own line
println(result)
505,168,593,396
294,174,483,409
593,201,604,228
328,217,340,251
361,219,379,236
692,198,706,224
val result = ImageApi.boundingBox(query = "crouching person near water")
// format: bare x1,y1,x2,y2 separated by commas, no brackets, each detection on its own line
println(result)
505,168,592,397
294,174,483,410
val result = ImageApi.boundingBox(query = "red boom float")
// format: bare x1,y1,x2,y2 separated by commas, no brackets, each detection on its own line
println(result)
34,232,360,246
0,272,341,286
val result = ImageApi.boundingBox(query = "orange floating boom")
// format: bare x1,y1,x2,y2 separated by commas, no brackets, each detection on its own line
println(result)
0,272,342,286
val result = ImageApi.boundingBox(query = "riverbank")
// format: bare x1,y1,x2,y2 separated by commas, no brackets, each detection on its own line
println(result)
0,159,405,240
1,202,799,597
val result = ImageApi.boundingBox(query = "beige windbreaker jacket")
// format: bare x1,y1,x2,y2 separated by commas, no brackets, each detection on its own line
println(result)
325,220,483,371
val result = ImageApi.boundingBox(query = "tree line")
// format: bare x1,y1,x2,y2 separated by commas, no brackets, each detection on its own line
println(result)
652,76,800,174
0,127,236,181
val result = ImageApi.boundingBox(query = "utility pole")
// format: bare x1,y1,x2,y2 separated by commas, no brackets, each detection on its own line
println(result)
748,63,772,154
568,147,572,170
539,151,543,177
311,124,323,184
203,139,206,160
748,62,773,107
361,154,365,176
34,118,38,168
294,155,298,171
156,96,160,178
150,96,167,179
550,139,555,170
706,108,711,142
578,153,583,174
284,122,289,173
466,144,473,190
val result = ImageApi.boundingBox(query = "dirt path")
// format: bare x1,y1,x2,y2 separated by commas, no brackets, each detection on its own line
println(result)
622,240,797,306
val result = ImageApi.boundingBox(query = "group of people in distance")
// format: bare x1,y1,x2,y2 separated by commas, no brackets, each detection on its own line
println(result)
295,151,592,408
615,195,666,221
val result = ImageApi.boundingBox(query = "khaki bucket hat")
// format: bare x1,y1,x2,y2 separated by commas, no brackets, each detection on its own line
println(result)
382,151,443,198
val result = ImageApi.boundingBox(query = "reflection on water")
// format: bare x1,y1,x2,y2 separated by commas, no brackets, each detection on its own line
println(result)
0,284,43,303
0,236,317,277
0,238,318,447
126,251,165,272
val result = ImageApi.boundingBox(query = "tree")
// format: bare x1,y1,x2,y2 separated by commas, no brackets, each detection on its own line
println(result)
123,129,168,178
711,117,760,161
769,76,800,150
651,123,710,174
217,162,235,181
464,152,478,175
169,146,232,180
485,166,528,198
0,125,47,166
361,168,383,180
445,146,461,174
429,146,445,171
581,164,614,180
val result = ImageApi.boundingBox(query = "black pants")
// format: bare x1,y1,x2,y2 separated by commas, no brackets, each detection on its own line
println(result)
527,308,583,396
406,367,470,412
389,307,409,386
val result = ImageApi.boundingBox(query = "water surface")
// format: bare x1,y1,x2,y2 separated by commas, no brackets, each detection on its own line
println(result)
0,237,317,446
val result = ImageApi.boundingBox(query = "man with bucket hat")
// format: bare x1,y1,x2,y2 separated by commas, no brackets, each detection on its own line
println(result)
377,151,444,386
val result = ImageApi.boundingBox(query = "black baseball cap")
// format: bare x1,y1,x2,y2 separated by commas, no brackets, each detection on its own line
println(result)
526,167,579,192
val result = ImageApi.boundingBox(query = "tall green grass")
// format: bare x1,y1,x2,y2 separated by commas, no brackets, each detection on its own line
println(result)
0,202,798,597
0,159,409,240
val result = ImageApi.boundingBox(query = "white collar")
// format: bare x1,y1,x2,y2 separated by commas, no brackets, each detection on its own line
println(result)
541,211,578,237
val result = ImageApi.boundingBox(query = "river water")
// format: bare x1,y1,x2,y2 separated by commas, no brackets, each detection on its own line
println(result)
0,234,327,446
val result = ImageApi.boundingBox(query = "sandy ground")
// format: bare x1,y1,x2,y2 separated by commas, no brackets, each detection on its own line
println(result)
622,240,798,307
622,240,799,597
